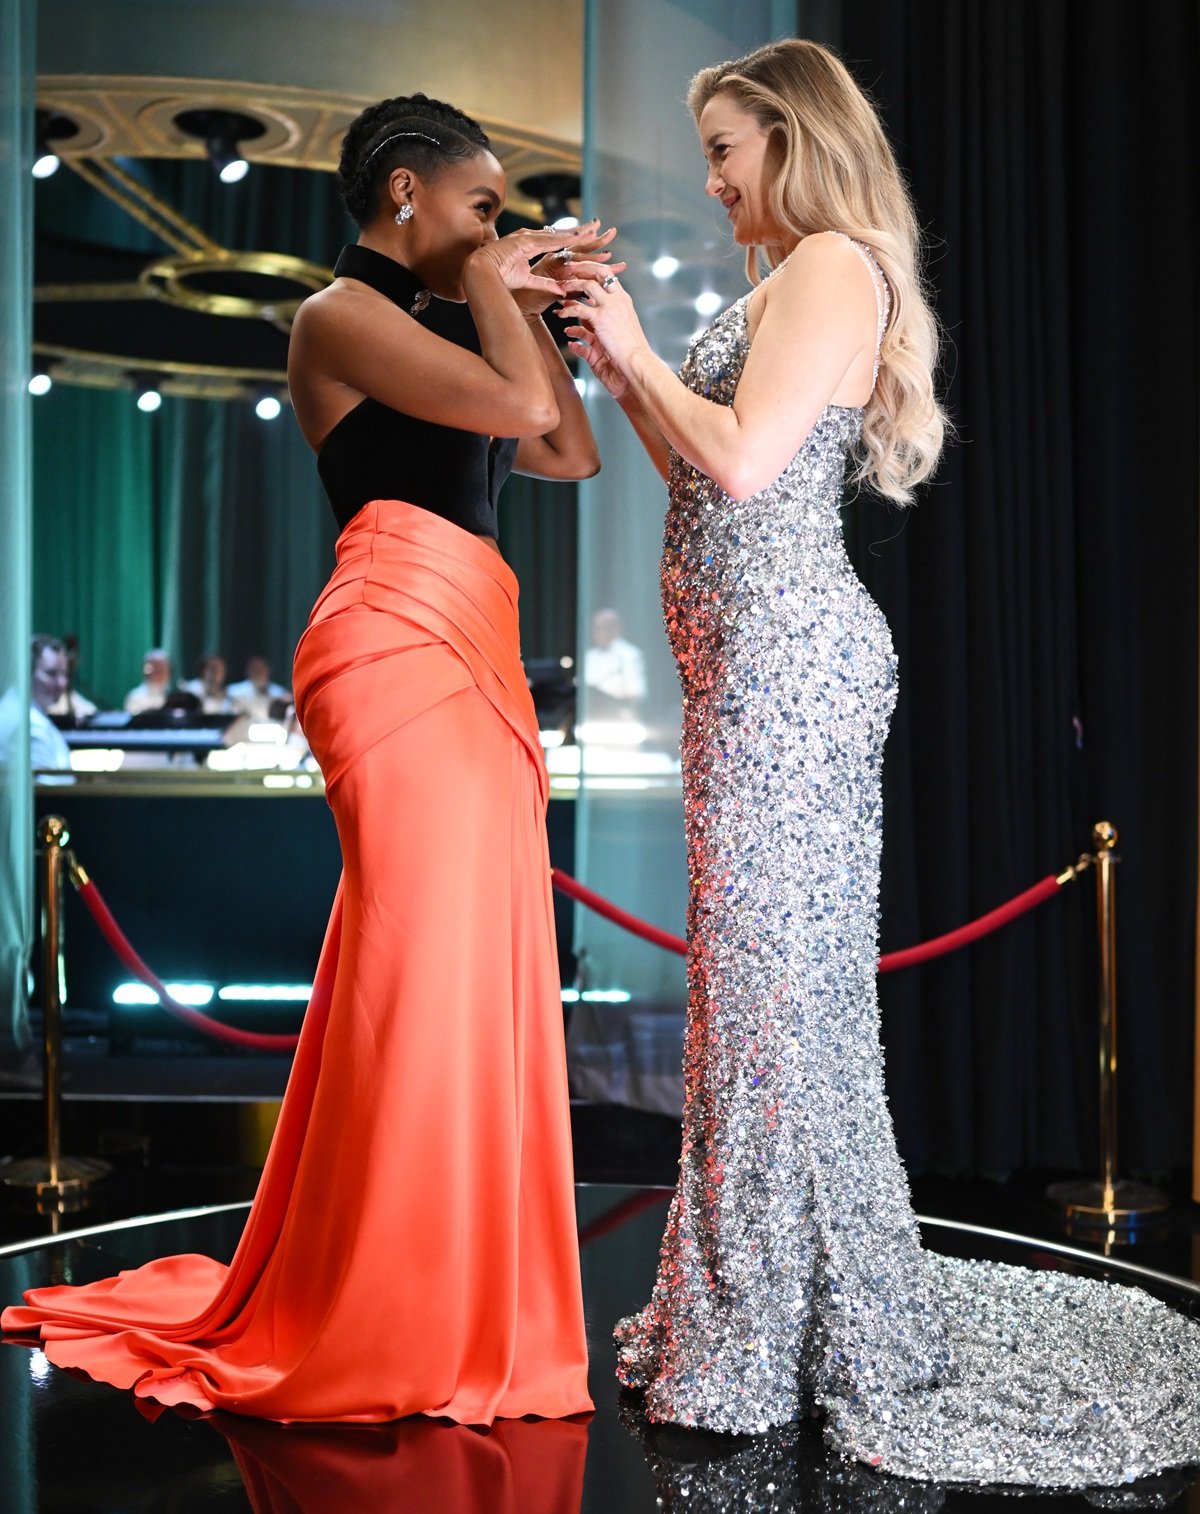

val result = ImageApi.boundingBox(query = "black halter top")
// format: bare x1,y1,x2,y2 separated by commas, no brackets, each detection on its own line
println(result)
315,244,517,537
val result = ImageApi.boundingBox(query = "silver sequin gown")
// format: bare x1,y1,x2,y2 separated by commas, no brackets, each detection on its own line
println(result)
615,243,1200,1488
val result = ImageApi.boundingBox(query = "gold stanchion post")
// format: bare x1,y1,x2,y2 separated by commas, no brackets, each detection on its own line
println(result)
1048,822,1170,1231
2,817,110,1201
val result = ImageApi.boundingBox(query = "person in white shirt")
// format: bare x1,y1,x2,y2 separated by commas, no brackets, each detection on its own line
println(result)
0,635,72,773
583,608,647,712
227,656,292,723
123,648,174,716
181,652,234,716
47,637,99,722
30,638,72,771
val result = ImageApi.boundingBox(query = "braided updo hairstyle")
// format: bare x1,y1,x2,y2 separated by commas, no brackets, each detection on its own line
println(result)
337,93,492,228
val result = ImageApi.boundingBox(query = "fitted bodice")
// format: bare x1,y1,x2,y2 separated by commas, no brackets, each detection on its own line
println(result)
661,287,876,678
316,244,516,538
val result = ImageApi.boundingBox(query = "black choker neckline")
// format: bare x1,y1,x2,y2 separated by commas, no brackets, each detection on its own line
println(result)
333,244,431,316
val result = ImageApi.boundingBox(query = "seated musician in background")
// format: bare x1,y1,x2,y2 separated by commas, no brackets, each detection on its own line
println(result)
583,607,646,718
0,635,71,773
123,649,174,716
227,655,292,722
28,637,72,771
47,634,99,723
181,652,234,716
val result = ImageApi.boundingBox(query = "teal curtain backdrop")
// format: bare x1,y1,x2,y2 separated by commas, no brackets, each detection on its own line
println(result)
32,159,576,709
0,0,34,1075
32,382,341,708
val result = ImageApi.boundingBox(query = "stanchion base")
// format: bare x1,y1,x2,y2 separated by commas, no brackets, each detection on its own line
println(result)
1046,1177,1172,1228
1,1155,112,1197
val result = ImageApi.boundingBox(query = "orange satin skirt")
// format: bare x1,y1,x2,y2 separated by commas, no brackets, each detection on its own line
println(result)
2,499,592,1426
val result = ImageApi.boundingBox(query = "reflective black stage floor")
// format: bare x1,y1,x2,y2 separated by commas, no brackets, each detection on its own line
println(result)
3,1189,1200,1513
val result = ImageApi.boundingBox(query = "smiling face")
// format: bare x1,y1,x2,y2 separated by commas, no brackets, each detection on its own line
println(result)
698,92,790,251
387,150,506,299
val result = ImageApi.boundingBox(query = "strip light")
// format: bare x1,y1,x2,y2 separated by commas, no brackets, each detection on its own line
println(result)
218,984,312,1003
112,982,630,1009
113,982,213,1007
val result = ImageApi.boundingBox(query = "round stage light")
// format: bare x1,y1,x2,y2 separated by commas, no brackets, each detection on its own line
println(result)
255,394,282,421
651,255,680,280
136,386,162,413
28,371,52,396
694,290,722,317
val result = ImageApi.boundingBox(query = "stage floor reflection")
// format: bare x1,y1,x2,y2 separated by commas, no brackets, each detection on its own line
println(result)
2,1185,1199,1512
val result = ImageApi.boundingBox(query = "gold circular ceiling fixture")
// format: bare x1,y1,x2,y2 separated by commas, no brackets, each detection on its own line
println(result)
138,250,332,321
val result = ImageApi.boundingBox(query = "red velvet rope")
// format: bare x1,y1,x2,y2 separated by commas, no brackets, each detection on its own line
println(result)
73,862,1067,1057
551,868,1065,972
76,878,300,1052
876,873,1063,973
551,869,690,956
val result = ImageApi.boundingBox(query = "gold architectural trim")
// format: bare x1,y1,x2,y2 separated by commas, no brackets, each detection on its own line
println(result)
95,156,222,252
35,283,149,302
36,73,581,222
33,342,287,400
139,250,332,320
64,157,198,256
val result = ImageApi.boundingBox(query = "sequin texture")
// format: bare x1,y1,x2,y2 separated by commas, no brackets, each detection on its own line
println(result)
614,248,1200,1487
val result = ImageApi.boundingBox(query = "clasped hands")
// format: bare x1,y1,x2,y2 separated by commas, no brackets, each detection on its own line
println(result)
469,220,647,401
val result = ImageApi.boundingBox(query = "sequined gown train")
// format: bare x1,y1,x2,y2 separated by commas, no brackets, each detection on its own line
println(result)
615,240,1200,1487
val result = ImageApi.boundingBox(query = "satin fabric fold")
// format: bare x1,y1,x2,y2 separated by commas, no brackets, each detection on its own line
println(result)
3,499,592,1426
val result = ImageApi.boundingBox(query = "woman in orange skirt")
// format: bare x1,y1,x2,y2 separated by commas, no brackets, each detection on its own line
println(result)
3,92,611,1426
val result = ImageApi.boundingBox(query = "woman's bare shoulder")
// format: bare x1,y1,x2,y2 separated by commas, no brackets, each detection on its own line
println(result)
776,230,871,285
290,281,364,344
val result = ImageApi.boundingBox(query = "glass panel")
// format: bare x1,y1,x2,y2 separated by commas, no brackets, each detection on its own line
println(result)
0,0,34,1071
571,0,795,1111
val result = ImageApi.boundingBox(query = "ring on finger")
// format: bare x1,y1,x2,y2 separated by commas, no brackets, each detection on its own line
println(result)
600,274,618,291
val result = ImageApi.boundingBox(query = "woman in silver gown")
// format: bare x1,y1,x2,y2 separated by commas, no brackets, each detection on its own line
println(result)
559,38,1200,1489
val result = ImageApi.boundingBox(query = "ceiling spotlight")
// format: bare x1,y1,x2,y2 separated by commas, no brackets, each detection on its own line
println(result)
516,171,581,232
28,365,52,397
32,109,76,179
651,255,680,280
694,290,723,317
255,393,282,421
174,108,266,186
134,378,162,413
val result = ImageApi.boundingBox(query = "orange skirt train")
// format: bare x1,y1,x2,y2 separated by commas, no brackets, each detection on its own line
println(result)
2,499,593,1425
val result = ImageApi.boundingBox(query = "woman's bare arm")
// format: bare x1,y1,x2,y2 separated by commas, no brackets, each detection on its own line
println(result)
561,234,878,500
514,316,601,480
288,228,595,451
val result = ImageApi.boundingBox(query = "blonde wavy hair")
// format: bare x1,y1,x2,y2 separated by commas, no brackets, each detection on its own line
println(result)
689,39,948,504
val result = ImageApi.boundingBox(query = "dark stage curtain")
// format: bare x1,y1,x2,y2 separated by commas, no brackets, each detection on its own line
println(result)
821,2,1199,1175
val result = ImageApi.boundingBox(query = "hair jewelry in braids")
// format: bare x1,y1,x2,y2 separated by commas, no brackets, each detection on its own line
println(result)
337,94,491,227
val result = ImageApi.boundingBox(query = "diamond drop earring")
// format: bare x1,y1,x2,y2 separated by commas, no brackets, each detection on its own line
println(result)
395,204,414,226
